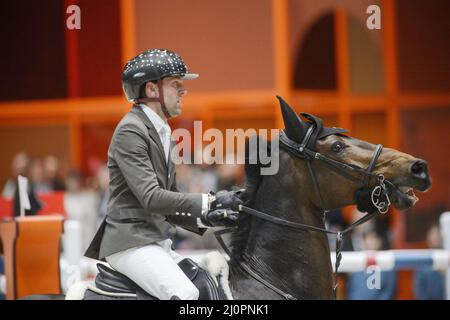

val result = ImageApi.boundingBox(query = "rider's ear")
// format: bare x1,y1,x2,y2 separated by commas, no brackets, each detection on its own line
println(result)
145,82,158,98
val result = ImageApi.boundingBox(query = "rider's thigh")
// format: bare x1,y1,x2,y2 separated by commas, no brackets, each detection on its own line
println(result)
106,244,199,300
157,239,184,263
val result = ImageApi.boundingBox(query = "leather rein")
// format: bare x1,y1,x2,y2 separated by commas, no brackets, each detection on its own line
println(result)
214,125,393,300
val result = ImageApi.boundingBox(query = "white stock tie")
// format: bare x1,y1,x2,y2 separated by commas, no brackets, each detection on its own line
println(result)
161,125,171,163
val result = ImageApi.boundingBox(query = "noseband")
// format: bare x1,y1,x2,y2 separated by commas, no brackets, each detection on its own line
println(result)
215,124,394,300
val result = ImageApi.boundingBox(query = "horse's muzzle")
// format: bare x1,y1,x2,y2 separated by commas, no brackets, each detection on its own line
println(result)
409,160,431,191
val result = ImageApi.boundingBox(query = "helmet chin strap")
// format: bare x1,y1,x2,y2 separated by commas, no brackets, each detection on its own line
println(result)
135,79,172,119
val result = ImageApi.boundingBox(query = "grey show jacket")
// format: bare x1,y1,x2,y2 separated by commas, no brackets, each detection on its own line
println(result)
85,105,205,260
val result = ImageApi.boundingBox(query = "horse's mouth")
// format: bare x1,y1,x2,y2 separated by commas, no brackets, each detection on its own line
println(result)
389,184,420,210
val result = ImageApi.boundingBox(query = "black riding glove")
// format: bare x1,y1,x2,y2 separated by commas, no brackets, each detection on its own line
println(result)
210,190,243,212
201,208,239,227
200,190,243,227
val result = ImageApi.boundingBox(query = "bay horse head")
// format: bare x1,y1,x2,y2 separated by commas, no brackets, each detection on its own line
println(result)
230,96,431,300
277,95,431,213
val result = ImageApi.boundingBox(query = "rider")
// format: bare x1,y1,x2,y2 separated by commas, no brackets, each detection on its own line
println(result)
85,48,242,300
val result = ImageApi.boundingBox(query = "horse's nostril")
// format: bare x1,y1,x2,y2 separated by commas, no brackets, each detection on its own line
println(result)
411,160,428,179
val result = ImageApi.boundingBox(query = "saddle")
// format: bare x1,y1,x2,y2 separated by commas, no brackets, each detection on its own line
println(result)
88,258,227,300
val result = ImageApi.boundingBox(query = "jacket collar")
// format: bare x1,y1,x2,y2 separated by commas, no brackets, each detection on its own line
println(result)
137,104,170,135
130,105,157,130
130,105,167,169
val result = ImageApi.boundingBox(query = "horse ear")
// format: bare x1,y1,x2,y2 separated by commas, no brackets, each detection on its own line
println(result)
276,95,307,143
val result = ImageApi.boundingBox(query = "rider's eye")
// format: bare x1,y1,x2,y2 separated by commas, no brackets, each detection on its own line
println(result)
331,141,345,153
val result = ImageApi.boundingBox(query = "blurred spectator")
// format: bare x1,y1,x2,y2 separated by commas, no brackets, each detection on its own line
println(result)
172,149,240,250
43,155,65,191
327,207,376,252
13,180,42,217
198,165,218,192
173,162,222,250
325,208,348,251
2,153,43,216
175,148,218,193
373,210,392,250
175,163,195,192
65,169,83,192
216,153,245,191
29,158,52,193
63,169,99,252
413,224,445,300
345,230,397,300
2,152,30,198
197,147,219,192
349,209,377,251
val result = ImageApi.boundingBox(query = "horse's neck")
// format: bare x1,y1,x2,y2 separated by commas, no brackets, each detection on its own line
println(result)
238,173,334,299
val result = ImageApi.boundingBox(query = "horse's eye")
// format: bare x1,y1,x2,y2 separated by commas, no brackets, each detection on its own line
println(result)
331,141,345,153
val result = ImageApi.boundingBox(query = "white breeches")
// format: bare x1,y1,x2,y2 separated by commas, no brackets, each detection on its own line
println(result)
105,239,199,300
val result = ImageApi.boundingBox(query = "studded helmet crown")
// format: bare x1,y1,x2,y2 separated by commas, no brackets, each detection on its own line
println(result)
121,49,198,102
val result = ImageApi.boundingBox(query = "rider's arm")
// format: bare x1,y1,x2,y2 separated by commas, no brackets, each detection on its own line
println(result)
113,124,203,217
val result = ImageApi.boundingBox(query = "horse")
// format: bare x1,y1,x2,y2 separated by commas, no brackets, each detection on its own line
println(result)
226,96,431,299
63,95,430,300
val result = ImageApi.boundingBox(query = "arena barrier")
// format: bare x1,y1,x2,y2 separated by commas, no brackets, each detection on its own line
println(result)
330,249,450,272
328,210,450,299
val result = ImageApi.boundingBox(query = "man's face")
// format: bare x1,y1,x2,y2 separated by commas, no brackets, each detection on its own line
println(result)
162,76,187,117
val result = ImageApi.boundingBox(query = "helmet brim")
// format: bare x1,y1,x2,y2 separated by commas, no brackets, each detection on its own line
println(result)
181,73,199,80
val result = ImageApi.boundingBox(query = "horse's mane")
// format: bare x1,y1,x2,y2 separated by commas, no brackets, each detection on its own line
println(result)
230,136,266,262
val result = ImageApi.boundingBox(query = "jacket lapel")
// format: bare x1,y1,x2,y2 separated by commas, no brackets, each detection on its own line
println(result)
130,105,168,170
168,139,176,186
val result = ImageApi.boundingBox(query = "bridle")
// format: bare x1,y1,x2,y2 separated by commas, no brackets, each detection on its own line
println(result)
215,123,394,300
279,125,391,214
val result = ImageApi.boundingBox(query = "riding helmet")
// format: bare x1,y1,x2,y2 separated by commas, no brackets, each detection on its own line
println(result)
121,49,199,102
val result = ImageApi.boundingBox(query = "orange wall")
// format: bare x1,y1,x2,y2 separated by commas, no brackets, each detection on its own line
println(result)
135,0,275,92
399,108,450,211
352,112,387,145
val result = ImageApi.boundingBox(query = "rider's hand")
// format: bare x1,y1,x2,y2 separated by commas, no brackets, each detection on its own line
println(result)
201,208,239,227
210,190,243,212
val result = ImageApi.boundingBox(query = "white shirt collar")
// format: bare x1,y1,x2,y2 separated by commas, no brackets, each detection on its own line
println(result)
139,104,169,134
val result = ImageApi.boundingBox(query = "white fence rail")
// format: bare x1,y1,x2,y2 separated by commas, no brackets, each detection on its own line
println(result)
330,249,450,272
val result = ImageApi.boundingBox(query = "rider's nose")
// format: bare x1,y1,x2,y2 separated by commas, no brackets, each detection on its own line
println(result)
180,89,187,97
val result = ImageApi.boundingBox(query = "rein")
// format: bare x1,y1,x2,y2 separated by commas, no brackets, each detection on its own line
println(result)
215,125,393,300
214,205,381,300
